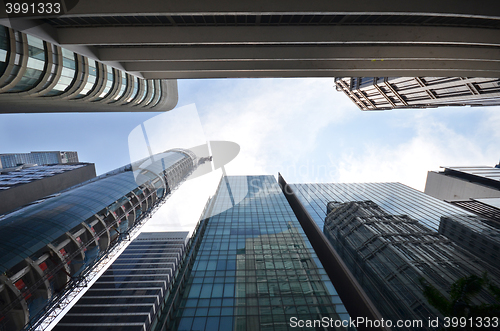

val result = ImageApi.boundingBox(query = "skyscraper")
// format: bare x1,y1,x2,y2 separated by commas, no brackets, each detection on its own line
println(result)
334,77,500,110
0,151,79,169
0,26,178,113
1,2,499,79
53,231,189,331
154,176,355,331
424,165,500,228
323,201,499,329
0,162,96,215
280,178,500,330
0,149,198,331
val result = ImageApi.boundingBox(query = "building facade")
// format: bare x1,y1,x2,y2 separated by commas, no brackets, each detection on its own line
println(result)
53,231,189,331
0,162,96,215
0,25,178,113
0,151,79,169
280,179,500,330
424,165,500,229
324,201,500,330
334,77,500,110
1,1,499,79
0,149,197,331
154,176,353,331
424,166,500,201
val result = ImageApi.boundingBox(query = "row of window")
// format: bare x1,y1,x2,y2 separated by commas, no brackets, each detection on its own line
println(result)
0,26,164,109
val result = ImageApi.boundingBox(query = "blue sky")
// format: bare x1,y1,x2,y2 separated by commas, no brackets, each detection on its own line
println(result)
1,78,499,232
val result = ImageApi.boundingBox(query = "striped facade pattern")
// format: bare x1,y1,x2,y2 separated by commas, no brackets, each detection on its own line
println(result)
0,26,172,112
54,232,188,331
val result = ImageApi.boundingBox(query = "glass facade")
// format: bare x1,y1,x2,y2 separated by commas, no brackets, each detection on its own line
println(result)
335,77,500,110
289,182,500,330
166,176,351,331
0,26,174,112
0,150,196,331
54,232,188,331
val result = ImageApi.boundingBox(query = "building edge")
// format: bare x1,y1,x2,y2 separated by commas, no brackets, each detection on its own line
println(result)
277,173,389,331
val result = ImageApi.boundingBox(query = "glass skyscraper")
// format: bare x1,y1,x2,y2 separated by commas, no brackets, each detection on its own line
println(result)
284,181,500,330
53,231,189,331
0,149,197,331
156,176,351,331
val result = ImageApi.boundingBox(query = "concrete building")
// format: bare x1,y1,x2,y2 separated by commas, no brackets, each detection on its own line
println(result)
154,176,355,331
334,77,500,110
0,151,79,169
1,1,499,80
0,149,198,331
53,232,189,331
424,165,500,229
424,166,500,202
0,163,96,215
0,26,178,113
439,215,500,269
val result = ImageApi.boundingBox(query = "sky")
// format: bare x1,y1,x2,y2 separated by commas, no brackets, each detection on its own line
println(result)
1,78,499,235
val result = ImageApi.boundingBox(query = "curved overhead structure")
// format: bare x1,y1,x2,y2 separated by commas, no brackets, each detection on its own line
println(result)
0,26,178,113
1,0,499,79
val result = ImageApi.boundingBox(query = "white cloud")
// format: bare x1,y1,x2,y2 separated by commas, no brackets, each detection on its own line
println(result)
336,110,498,191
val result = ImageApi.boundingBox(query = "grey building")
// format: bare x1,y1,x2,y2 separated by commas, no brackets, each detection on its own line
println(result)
1,1,499,79
53,231,189,331
334,77,500,110
0,26,178,113
425,165,500,228
0,149,198,331
0,151,79,169
424,166,500,201
0,163,96,215
323,201,499,330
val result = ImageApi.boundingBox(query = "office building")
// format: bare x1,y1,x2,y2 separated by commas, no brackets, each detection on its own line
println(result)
424,165,500,201
0,162,96,215
154,176,353,331
439,215,500,268
0,25,178,113
0,151,79,169
53,231,189,331
323,201,499,329
0,149,198,331
334,77,500,110
424,166,500,228
1,1,499,80
279,178,500,330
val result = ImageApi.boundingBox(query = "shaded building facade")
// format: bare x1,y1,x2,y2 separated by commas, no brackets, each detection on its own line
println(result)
335,77,500,110
0,163,96,215
154,176,353,331
54,231,189,331
0,149,197,331
0,25,178,113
